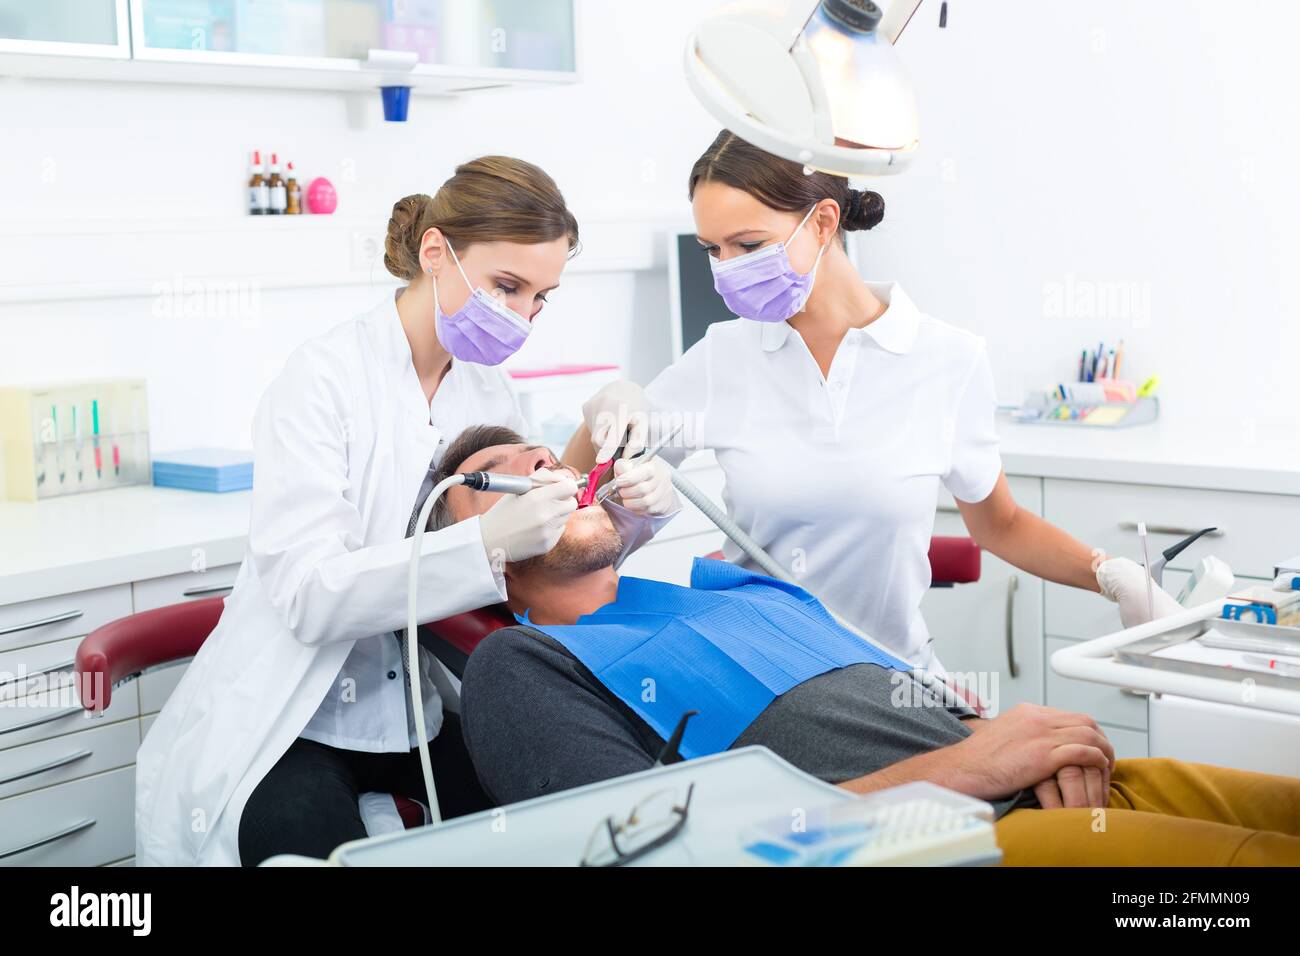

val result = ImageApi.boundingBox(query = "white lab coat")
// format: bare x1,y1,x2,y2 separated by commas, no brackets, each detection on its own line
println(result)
135,292,529,866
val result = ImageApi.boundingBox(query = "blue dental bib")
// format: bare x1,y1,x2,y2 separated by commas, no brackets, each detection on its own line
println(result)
518,558,908,759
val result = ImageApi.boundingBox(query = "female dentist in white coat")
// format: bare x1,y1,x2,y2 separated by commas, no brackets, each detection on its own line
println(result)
136,157,675,866
575,132,1182,678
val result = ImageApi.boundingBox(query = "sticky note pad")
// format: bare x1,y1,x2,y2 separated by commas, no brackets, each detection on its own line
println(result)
1083,405,1128,426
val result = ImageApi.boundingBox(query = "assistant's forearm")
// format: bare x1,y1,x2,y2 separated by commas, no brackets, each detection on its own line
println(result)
561,424,597,472
980,507,1099,593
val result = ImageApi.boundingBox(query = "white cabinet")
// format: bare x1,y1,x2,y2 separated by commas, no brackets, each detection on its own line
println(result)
1097,724,1148,761
133,0,577,74
0,766,135,866
1045,637,1148,730
1043,479,1300,582
0,1,579,94
0,635,140,751
132,563,238,611
0,719,139,801
0,583,132,655
922,476,1045,713
0,0,130,57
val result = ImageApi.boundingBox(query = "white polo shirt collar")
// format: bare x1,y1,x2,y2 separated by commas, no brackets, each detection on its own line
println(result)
758,280,921,355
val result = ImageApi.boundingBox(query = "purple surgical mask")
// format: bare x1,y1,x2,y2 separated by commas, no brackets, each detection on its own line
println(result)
710,205,828,323
432,241,532,366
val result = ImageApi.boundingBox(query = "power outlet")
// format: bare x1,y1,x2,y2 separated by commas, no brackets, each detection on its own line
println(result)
351,230,380,271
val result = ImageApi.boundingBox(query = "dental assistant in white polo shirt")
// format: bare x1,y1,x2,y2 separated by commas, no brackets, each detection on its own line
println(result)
574,131,1182,671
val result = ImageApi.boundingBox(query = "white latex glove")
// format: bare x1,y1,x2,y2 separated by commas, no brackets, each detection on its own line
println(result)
582,380,650,464
1096,557,1184,629
610,456,679,517
478,470,578,566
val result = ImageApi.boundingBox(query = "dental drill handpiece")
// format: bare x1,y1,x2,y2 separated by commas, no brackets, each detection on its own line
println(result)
461,471,587,495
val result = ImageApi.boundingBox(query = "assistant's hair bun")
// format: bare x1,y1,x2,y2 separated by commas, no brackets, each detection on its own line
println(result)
841,188,885,231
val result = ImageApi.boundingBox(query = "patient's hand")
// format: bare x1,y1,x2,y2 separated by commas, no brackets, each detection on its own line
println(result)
1033,764,1110,809
943,704,1115,803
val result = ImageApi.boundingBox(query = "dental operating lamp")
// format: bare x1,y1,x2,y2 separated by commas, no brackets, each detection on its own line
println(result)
684,0,926,176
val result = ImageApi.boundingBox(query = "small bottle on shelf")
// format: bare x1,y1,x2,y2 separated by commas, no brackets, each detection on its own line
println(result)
267,153,287,216
248,150,268,216
285,161,302,215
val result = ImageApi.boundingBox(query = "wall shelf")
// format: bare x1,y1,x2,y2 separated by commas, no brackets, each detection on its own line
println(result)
0,49,575,97
0,215,667,305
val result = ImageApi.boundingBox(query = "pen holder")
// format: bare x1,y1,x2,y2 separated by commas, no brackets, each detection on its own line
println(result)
1009,394,1159,428
0,379,152,501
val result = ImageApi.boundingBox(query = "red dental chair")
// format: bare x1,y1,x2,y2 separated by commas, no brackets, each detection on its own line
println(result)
75,538,980,833
75,599,515,835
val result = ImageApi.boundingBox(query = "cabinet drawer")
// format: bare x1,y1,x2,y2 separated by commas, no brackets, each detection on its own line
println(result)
0,718,138,800
618,530,725,586
1045,637,1148,730
0,766,135,866
1044,479,1299,581
133,563,239,612
1,633,82,704
140,714,157,741
0,584,132,655
0,636,139,751
1100,724,1148,761
139,662,188,715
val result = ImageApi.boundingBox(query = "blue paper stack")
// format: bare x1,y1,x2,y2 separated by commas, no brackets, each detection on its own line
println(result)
152,449,254,493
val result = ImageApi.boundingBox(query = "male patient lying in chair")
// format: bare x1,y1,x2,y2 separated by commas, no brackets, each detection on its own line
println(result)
432,425,1300,866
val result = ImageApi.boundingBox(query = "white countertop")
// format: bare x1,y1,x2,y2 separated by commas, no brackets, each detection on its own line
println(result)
996,416,1300,497
0,485,251,605
1,420,1295,605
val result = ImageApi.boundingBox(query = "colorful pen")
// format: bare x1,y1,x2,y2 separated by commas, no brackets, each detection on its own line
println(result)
92,399,102,479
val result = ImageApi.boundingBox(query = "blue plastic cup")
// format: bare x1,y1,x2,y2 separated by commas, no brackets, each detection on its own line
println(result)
380,86,411,122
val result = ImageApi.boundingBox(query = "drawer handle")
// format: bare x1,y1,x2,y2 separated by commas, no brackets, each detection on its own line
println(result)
0,609,83,638
1117,522,1225,539
0,658,75,690
181,583,234,598
0,817,95,860
1005,575,1020,679
937,504,960,514
1120,687,1152,699
0,748,92,786
0,706,83,735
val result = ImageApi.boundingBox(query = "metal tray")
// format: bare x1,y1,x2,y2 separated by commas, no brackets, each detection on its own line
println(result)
1115,620,1300,691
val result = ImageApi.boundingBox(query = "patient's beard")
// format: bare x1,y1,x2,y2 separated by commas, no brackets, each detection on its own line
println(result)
508,519,624,579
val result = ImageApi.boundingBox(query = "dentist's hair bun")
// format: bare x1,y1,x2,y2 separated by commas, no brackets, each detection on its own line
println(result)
384,194,434,281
